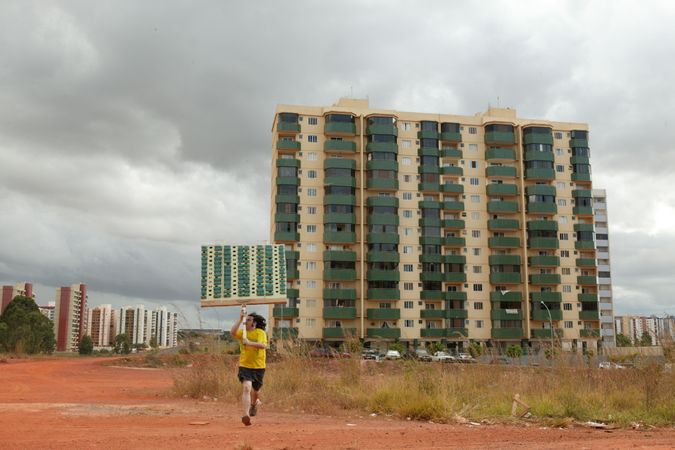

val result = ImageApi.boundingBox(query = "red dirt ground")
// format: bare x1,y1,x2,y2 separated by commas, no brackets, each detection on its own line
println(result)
0,357,673,449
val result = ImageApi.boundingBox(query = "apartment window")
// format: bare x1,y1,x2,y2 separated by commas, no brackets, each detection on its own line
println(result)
554,132,563,139
476,320,484,328
306,318,316,327
471,212,480,220
555,148,564,156
307,152,318,161
473,284,483,292
556,164,564,172
562,268,571,275
305,261,316,270
471,230,481,238
559,216,568,224
403,192,412,200
560,233,569,240
468,143,478,151
470,178,480,186
404,319,415,328
468,127,477,134
472,248,481,256
473,266,482,274
470,195,480,203
307,170,317,179
564,321,573,329
306,225,317,233
402,122,412,131
404,227,413,236
307,188,317,197
556,182,565,189
403,246,413,254
403,210,413,218
404,175,411,182
403,264,414,272
558,199,567,206
308,135,318,143
306,280,316,288
401,156,412,165
307,243,317,252
404,301,414,309
470,161,478,169
561,250,569,257
307,206,317,215
563,285,572,293
404,282,414,291
563,303,573,311
307,117,318,125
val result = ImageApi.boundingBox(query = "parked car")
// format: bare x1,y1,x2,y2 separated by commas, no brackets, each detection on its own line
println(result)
384,350,402,360
456,353,477,363
414,348,433,362
362,349,380,360
599,361,626,370
309,347,351,358
432,351,457,363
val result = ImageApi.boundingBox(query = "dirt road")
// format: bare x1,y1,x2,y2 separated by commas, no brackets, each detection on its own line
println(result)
0,357,672,449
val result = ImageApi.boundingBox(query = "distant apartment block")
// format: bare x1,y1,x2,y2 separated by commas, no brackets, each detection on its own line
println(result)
116,305,178,348
86,304,117,347
39,302,55,322
54,283,87,352
593,189,616,347
615,315,675,345
1,282,34,313
269,98,603,354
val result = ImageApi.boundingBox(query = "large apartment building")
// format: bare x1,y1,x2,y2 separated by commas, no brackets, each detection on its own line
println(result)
1,282,34,313
116,305,178,348
269,98,601,354
593,189,616,347
54,283,87,352
86,304,117,347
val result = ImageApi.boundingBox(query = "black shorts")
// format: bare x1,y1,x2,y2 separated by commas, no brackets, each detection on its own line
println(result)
238,367,265,391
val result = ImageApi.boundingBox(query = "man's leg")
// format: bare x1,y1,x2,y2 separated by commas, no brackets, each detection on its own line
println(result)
249,389,261,416
241,380,252,425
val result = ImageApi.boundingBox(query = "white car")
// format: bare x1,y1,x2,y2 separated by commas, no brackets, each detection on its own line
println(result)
432,351,457,363
384,350,401,360
599,361,626,369
457,353,477,363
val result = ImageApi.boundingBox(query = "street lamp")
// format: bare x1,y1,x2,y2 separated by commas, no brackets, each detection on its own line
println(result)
540,300,555,357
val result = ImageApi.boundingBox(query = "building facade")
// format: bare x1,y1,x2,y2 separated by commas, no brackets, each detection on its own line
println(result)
39,302,55,322
615,315,675,345
592,189,616,347
86,304,117,348
269,98,602,354
1,282,34,313
54,283,87,352
116,305,178,348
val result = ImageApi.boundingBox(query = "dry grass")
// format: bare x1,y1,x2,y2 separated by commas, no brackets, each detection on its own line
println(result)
170,343,675,427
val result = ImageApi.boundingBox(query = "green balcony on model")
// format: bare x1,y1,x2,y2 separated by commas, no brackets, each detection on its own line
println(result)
323,327,358,339
367,308,401,320
491,309,524,320
530,292,562,302
276,140,301,150
420,309,445,319
488,219,519,231
486,183,518,196
529,273,561,285
366,328,401,339
486,166,517,178
420,328,445,338
485,147,516,161
324,140,357,152
579,310,599,320
531,328,563,339
491,328,524,339
323,307,357,320
489,273,522,284
445,291,467,301
528,255,560,266
488,236,520,248
272,307,299,318
531,308,563,321
490,291,522,302
323,288,357,300
487,201,518,213
367,288,400,300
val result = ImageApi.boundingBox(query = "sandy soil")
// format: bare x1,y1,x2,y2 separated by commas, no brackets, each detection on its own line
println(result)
0,356,673,449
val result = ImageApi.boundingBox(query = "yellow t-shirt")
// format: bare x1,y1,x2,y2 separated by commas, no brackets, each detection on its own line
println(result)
235,328,267,369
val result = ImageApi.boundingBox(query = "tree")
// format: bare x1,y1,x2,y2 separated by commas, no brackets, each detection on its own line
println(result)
506,344,523,358
428,341,444,354
113,333,131,354
0,295,55,354
469,341,483,358
639,331,653,347
149,335,158,349
78,335,94,355
616,333,632,347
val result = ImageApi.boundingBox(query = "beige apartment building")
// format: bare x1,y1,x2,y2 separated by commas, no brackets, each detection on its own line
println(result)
269,98,600,354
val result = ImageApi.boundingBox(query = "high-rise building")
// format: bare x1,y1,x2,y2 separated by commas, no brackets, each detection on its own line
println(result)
269,98,603,354
54,283,87,352
1,282,34,313
150,307,178,348
86,304,117,347
39,301,56,322
592,189,616,347
615,315,675,345
115,304,178,348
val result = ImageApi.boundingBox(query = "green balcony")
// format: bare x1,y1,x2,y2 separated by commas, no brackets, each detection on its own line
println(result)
489,273,522,284
490,291,522,302
287,268,299,279
523,133,553,145
446,309,468,319
323,307,357,320
446,327,469,339
528,237,559,249
367,289,400,300
489,254,520,265
577,294,598,303
287,288,299,298
486,166,517,178
526,184,556,196
276,158,300,168
573,206,594,216
485,131,516,145
571,173,592,183
443,219,465,229
486,183,518,196
367,328,401,339
531,309,563,321
440,166,463,176
420,290,443,300
368,214,399,225
272,307,299,318
275,213,300,223
579,310,599,321
575,241,595,250
418,147,439,157
486,147,517,161
488,236,521,248
366,142,398,153
420,254,443,263
325,122,356,135
529,274,561,285
443,201,464,211
491,309,523,320
440,131,462,142
419,236,443,245
444,273,467,283
325,176,355,187
323,231,356,244
367,160,398,171
441,183,464,194
277,122,301,133
444,291,467,301
367,270,400,282
443,237,466,247
571,155,590,165
572,189,593,198
276,176,300,185
276,140,301,150
577,276,597,285
275,231,299,242
487,201,519,213
323,288,357,300
367,308,401,320
576,258,596,267
323,327,358,339
524,150,554,162
367,233,399,244
531,328,563,339
530,292,562,302
488,219,519,231
580,328,600,338
443,255,466,264
324,213,356,224
527,203,557,214
324,250,357,262
324,194,355,206
273,328,298,339
367,196,399,207
324,140,357,152
367,178,399,190
570,138,589,148
420,328,445,338
420,309,445,319
492,328,524,339
419,218,442,227
366,124,398,136
418,164,440,175
419,200,442,209
367,252,399,263
275,194,300,204
526,168,555,180
417,130,439,139
527,220,558,231
440,148,462,158
420,272,444,282
528,255,560,267
418,182,440,192
323,268,356,281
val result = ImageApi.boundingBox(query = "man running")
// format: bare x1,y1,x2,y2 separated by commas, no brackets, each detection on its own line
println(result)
230,308,268,426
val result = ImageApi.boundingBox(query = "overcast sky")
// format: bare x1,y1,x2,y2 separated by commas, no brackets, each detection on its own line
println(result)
1,0,673,329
